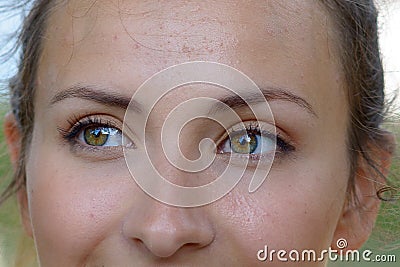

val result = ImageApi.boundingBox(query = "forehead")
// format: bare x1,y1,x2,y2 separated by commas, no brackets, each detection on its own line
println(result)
37,0,344,118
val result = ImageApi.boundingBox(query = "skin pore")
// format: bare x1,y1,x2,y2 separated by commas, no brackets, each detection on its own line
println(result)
3,0,391,266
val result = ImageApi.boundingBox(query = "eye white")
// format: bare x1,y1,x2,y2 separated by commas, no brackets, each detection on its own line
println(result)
251,134,275,154
102,128,123,146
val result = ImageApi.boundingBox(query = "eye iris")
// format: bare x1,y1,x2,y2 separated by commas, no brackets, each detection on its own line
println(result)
230,132,258,154
84,127,109,146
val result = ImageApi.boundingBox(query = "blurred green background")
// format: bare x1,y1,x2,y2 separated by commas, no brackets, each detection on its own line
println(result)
0,103,399,266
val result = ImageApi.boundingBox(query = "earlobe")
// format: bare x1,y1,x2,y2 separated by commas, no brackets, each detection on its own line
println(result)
332,172,380,251
332,134,395,250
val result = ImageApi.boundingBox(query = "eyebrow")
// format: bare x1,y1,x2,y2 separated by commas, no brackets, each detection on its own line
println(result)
50,84,316,117
211,87,317,117
50,84,141,112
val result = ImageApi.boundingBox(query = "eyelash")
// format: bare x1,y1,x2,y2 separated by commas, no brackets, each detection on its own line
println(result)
58,116,295,160
217,121,295,157
250,123,294,153
58,115,121,147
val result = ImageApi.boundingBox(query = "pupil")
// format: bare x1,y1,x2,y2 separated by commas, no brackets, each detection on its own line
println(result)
93,128,101,137
246,133,257,154
239,135,249,145
231,132,258,154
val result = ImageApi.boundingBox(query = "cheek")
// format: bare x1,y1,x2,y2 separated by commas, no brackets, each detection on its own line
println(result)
212,157,348,263
25,134,134,263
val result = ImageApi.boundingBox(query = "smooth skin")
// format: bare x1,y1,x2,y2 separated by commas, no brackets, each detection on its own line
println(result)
4,0,393,266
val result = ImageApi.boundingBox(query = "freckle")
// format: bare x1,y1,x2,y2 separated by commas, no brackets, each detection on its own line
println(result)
182,44,191,53
113,34,118,41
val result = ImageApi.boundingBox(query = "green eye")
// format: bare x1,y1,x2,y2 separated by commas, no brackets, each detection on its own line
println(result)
218,121,294,157
83,126,110,146
82,126,122,147
230,132,258,154
63,116,127,149
219,122,280,155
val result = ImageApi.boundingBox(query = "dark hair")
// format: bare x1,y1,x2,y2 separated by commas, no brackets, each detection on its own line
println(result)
1,0,56,202
0,0,398,205
320,0,397,202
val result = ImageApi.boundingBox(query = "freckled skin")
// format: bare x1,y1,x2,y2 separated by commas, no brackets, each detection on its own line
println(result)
21,0,354,266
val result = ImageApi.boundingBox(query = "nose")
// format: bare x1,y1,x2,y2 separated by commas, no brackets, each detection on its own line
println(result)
123,199,215,258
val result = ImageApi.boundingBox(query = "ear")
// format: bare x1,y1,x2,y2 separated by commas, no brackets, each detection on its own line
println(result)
332,132,395,251
3,112,33,237
4,112,21,168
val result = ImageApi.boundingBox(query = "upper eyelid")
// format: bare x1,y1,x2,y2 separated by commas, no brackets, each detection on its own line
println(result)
216,121,276,143
73,116,121,129
58,114,123,140
71,115,122,130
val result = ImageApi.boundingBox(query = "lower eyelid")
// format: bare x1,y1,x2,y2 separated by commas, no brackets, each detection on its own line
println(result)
215,152,275,168
68,142,125,161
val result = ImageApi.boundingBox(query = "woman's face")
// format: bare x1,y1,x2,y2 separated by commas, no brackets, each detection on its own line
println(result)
22,0,353,266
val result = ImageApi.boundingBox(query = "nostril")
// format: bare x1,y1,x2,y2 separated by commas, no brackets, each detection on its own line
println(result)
125,217,215,258
122,199,215,259
139,230,207,258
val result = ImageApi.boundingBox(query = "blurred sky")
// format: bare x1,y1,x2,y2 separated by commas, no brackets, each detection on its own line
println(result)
0,5,21,93
0,1,399,108
378,0,400,112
